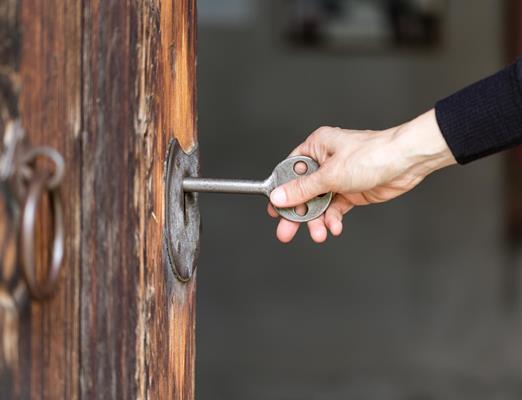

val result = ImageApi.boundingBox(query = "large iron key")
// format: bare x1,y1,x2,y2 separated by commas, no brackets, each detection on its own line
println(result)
182,156,333,222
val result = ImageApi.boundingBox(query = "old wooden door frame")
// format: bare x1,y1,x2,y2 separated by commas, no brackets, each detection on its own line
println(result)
0,1,199,399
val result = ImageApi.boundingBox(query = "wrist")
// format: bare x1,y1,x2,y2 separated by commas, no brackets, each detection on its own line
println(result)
392,109,456,176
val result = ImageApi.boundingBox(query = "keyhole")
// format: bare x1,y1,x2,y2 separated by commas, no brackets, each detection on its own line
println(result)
294,203,308,217
293,161,308,175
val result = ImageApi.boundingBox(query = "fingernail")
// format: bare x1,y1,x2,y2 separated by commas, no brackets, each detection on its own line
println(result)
270,188,286,205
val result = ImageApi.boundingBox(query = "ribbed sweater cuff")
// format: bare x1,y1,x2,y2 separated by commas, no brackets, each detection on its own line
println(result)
435,59,522,164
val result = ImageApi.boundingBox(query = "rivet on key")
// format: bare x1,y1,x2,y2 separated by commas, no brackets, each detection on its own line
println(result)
182,156,333,223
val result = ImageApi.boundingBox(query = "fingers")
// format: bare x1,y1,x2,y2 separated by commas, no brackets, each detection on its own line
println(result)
307,215,328,243
267,202,279,218
268,192,353,243
289,126,340,160
324,195,354,236
268,202,302,242
289,141,308,158
276,218,300,243
271,127,343,209
325,206,343,236
275,215,328,243
270,169,330,208
274,211,332,243
305,196,352,242
269,201,325,243
268,198,351,243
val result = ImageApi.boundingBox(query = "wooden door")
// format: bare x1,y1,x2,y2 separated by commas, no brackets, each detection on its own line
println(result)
0,1,198,399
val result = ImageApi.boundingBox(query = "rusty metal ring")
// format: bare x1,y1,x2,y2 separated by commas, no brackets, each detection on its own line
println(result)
18,146,65,190
19,171,64,300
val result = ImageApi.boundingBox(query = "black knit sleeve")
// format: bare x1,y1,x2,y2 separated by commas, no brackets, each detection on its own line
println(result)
435,58,522,164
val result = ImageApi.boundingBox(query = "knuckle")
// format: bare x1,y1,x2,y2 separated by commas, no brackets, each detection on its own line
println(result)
307,126,334,148
310,126,343,146
315,126,333,137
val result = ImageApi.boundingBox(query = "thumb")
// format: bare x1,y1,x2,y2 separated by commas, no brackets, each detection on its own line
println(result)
270,171,328,208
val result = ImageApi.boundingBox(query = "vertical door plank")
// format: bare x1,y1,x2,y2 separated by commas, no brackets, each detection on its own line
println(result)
139,0,198,398
19,0,82,398
0,0,82,399
82,0,198,398
81,1,141,398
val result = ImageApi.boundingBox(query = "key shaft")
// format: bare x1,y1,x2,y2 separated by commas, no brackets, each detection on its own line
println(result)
182,177,271,196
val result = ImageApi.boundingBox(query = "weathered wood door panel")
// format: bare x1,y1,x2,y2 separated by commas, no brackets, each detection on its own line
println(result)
0,1,198,399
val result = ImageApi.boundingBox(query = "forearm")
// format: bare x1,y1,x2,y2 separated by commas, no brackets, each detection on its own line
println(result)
392,109,457,179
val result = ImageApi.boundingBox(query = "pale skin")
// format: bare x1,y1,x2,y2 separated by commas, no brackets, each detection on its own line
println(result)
268,109,457,243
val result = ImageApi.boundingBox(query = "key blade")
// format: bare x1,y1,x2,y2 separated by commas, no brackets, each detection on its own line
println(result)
183,177,270,196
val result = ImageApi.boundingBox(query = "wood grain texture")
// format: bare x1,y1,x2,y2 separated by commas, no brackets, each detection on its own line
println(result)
81,0,197,398
81,0,142,397
158,0,198,152
1,0,81,398
82,0,198,396
138,1,198,398
0,0,198,399
18,1,82,399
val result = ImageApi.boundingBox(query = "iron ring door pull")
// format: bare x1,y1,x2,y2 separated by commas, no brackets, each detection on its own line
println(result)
19,170,64,300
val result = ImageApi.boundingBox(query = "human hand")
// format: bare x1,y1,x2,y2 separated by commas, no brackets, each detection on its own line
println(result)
267,109,456,243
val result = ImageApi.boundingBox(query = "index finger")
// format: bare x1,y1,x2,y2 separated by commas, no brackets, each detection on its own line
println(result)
289,126,338,162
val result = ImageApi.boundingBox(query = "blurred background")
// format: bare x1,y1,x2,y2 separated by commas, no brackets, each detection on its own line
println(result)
195,1,522,398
